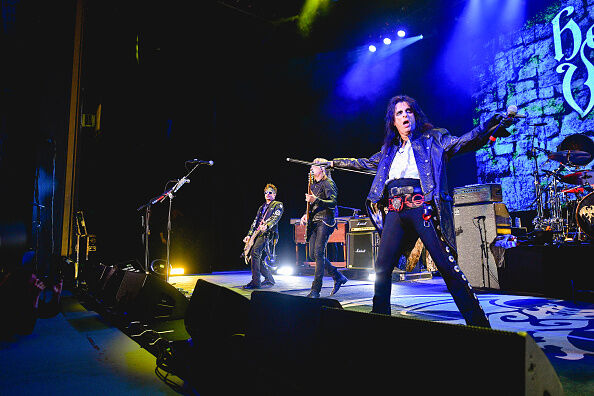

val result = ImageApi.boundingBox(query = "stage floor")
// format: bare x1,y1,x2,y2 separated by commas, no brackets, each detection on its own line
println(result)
1,270,592,395
168,270,594,394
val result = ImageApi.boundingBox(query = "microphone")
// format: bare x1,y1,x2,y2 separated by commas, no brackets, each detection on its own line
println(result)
173,177,190,193
506,105,526,119
186,159,214,166
488,106,522,146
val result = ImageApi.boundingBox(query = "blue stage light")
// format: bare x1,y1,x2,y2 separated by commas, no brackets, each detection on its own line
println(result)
368,45,377,52
383,37,391,45
397,30,406,38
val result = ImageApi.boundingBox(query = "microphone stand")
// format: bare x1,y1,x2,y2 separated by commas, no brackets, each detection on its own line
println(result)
531,143,550,231
137,200,155,275
286,157,377,176
338,205,362,217
474,217,489,288
136,162,202,282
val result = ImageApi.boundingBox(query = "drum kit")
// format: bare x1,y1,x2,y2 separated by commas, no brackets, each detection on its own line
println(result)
529,128,594,243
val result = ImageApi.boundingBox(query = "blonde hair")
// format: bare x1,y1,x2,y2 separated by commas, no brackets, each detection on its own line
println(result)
313,158,330,179
264,183,277,194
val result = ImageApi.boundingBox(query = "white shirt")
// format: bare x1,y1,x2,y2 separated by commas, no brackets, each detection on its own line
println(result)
386,139,420,183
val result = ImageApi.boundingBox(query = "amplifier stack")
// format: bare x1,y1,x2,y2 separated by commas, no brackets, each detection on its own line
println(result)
453,183,511,290
346,217,379,269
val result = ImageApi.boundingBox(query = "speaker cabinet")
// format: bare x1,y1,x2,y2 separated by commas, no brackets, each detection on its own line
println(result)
185,279,250,342
247,291,342,370
453,202,511,289
346,231,379,269
316,307,563,395
87,266,188,323
118,271,189,322
98,266,125,307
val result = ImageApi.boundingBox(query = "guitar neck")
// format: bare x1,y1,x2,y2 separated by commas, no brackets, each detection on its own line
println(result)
306,181,312,221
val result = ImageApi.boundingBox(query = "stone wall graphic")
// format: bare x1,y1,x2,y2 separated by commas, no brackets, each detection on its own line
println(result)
471,0,594,213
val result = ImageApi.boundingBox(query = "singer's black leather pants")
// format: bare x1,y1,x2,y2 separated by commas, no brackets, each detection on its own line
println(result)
372,206,491,328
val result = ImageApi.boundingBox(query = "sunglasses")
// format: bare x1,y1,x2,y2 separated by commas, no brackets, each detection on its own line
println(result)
264,191,275,195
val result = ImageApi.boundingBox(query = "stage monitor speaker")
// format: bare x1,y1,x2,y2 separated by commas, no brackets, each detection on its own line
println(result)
185,279,250,343
453,202,511,289
316,307,563,396
92,268,188,322
117,271,189,322
346,231,379,269
247,291,342,370
82,263,107,294
97,266,125,307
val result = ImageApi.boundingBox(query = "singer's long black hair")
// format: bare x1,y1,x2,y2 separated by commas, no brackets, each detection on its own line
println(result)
382,95,433,154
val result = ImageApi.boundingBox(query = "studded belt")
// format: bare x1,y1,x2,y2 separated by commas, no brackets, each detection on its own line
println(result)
388,193,425,212
389,185,423,196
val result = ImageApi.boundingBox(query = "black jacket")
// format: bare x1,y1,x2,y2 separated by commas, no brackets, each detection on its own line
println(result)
309,177,338,225
333,117,499,254
247,200,284,237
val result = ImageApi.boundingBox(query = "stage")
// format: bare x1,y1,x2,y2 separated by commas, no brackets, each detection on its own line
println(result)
1,269,593,395
168,270,594,356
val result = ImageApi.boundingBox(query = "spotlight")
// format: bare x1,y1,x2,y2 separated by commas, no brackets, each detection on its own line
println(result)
170,267,184,275
383,37,391,45
368,272,376,282
277,265,295,276
397,30,406,38
368,45,377,52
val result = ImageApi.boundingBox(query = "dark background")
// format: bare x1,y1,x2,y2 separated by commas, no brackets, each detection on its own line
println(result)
1,0,556,275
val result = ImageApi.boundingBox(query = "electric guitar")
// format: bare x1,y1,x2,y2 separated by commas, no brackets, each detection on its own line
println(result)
243,220,264,265
304,170,314,241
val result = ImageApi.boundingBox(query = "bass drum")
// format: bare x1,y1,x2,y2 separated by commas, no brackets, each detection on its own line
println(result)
576,192,594,240
561,198,580,236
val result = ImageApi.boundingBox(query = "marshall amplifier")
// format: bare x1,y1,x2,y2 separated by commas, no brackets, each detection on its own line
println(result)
347,231,379,269
348,216,376,233
453,183,503,206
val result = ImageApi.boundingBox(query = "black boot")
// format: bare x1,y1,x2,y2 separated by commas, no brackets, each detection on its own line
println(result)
330,273,348,296
243,282,260,290
262,277,275,287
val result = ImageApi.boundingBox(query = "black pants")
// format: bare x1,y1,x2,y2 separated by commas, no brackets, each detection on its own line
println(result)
250,234,274,286
373,206,490,327
308,221,341,293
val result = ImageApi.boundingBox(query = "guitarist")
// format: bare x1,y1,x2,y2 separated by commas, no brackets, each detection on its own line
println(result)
242,184,284,289
299,158,348,298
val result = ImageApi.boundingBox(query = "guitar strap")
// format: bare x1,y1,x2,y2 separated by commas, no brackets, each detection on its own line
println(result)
258,202,273,228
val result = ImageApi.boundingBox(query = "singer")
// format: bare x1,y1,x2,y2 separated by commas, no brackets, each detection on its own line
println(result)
331,95,514,327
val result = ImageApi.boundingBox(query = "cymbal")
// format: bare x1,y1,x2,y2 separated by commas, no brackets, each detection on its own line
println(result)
560,170,594,185
547,150,592,165
561,187,585,194
558,133,594,158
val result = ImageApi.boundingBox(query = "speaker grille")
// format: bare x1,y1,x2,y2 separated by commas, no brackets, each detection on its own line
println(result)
347,231,378,269
453,202,511,289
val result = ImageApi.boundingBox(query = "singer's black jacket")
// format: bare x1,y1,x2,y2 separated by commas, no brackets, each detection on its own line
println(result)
333,115,501,254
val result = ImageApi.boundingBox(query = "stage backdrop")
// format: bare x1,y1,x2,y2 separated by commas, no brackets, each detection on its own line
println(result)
471,0,594,212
